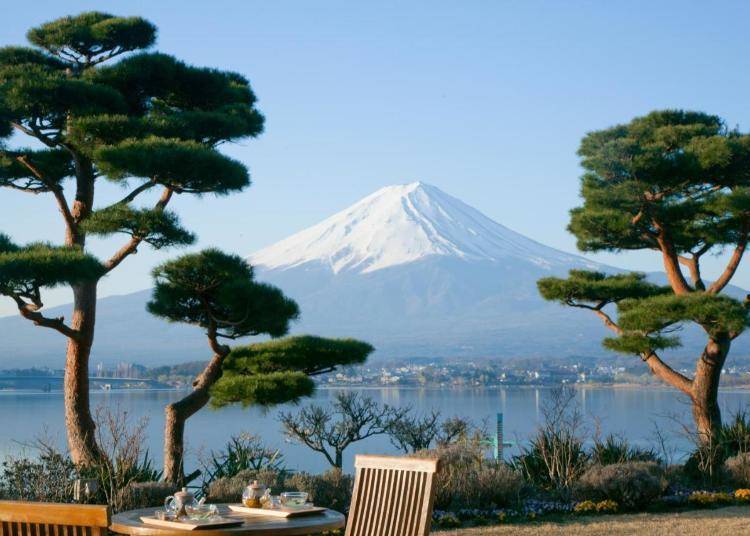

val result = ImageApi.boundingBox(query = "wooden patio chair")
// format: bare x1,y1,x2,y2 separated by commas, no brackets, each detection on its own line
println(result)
0,501,110,536
345,454,440,536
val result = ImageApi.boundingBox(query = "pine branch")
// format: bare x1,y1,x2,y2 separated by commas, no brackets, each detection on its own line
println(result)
15,155,76,237
103,188,173,272
593,308,622,335
653,222,692,295
10,122,58,149
708,220,749,294
306,367,337,377
108,179,157,208
678,254,705,291
580,302,693,395
642,351,693,395
10,294,79,340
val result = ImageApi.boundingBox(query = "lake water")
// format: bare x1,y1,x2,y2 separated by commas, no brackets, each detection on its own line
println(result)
2,386,750,475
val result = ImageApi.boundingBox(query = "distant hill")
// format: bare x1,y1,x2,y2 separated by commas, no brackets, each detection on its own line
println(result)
0,182,746,368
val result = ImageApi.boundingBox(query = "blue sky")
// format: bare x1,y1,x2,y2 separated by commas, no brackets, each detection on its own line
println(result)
1,1,749,315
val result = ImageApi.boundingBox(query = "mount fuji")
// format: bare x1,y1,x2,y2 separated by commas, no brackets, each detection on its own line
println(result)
247,182,611,359
2,182,739,367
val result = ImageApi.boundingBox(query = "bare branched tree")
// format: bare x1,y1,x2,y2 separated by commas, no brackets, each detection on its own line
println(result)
279,391,407,468
436,416,475,447
388,410,441,453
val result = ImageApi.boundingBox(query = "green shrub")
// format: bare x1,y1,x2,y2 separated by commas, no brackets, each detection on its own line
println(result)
417,442,523,511
590,434,660,466
0,448,77,502
724,452,750,487
512,428,588,493
575,461,665,510
285,469,353,512
684,412,750,485
116,481,178,511
720,412,750,458
200,433,285,495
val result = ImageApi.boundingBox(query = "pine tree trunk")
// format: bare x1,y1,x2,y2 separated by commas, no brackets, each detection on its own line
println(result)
63,155,102,466
164,349,228,483
691,335,730,446
64,281,103,466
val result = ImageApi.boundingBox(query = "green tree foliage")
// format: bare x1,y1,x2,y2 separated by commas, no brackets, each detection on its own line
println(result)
0,10,263,302
147,250,374,481
148,249,299,339
0,11,265,464
210,336,374,408
538,110,750,446
0,233,104,297
538,270,668,307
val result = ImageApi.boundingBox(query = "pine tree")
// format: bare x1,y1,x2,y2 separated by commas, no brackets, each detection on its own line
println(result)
0,12,264,465
538,110,750,447
147,249,374,482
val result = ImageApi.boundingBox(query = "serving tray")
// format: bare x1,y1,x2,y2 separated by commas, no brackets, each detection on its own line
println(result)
140,516,244,530
228,504,327,518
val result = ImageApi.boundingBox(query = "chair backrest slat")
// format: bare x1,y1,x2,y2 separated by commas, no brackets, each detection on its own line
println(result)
345,455,439,536
0,502,109,536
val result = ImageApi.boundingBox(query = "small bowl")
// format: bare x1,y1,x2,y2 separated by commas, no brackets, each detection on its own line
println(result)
280,491,309,508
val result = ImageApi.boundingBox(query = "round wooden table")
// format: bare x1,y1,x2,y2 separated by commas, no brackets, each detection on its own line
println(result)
110,504,346,536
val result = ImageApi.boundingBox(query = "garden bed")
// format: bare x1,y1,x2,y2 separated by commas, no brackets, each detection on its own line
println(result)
437,505,750,535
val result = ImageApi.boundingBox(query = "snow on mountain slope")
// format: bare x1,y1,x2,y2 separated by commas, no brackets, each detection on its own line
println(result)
244,182,619,358
250,182,599,274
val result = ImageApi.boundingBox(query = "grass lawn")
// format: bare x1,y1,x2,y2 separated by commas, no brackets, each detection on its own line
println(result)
439,506,750,535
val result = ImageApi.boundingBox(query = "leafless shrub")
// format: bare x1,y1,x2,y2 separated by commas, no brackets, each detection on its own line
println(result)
415,439,522,510
724,452,750,487
85,405,161,512
512,387,589,497
575,461,666,510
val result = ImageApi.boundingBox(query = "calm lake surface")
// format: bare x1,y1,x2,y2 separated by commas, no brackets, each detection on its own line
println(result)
2,386,750,474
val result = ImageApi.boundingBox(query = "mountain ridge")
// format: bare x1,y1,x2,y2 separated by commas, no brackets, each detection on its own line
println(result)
250,182,600,274
0,182,746,367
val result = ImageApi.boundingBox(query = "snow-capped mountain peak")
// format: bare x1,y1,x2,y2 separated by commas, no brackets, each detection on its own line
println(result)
250,182,595,274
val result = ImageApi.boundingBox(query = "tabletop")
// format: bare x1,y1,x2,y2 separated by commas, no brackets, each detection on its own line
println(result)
110,504,346,536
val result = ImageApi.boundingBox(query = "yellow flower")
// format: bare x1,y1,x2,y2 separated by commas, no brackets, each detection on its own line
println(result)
735,489,750,501
689,491,733,507
595,500,618,513
574,500,597,514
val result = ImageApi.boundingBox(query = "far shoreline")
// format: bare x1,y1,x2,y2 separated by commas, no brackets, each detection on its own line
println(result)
3,382,750,395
